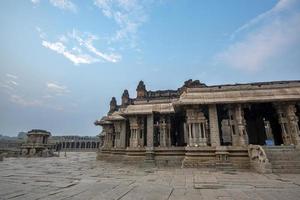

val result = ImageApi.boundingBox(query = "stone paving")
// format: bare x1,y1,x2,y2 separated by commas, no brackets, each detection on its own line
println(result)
1,153,300,200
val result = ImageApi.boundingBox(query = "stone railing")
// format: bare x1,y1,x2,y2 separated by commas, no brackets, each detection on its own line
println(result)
248,145,272,173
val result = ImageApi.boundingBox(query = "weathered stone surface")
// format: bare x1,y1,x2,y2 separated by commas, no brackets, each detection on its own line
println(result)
1,152,300,199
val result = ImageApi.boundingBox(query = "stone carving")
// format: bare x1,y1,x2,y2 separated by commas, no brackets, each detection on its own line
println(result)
121,89,130,106
136,80,147,99
109,97,117,113
20,129,54,157
248,145,272,173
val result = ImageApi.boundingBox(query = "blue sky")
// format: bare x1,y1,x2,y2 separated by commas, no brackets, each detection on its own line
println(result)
1,0,300,136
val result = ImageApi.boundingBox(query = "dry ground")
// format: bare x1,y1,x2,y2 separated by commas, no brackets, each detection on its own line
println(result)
1,152,300,200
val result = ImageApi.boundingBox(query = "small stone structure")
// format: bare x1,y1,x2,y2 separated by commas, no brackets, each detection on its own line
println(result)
95,80,300,172
21,129,54,157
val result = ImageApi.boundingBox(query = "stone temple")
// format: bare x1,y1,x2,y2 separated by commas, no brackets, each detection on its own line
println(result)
21,129,54,157
95,80,300,173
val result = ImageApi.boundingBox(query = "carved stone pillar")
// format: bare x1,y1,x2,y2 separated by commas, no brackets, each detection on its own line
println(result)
274,103,292,145
138,118,145,147
188,123,193,146
235,104,248,146
159,116,166,147
192,123,200,146
199,121,208,146
286,103,300,145
228,104,248,146
147,114,154,148
113,122,121,148
228,106,239,146
209,104,221,147
183,122,188,144
186,108,208,147
129,117,139,148
120,121,126,148
159,115,171,147
144,114,155,165
103,124,114,148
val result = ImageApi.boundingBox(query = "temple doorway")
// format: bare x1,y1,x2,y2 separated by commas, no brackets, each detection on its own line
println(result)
125,120,130,147
217,105,231,145
244,103,283,145
170,113,185,146
296,103,300,129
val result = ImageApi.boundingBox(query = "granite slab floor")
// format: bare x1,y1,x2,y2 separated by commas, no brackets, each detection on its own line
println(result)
1,152,300,200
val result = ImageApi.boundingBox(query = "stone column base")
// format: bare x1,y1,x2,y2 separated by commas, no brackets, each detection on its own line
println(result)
141,147,156,168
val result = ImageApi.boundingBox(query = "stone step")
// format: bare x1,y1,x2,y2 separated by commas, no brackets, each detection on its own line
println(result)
271,160,300,165
268,157,300,160
263,146,295,149
267,153,300,157
262,146,300,173
215,162,235,171
265,151,298,155
264,149,300,153
271,162,300,167
272,165,300,169
268,152,300,154
272,168,300,173
267,156,300,160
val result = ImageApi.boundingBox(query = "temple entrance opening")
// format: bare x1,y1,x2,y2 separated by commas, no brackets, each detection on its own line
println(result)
244,103,283,146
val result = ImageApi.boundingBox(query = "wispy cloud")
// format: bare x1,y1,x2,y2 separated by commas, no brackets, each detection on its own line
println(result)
42,40,98,65
46,82,70,95
0,74,71,111
49,0,77,12
10,94,43,107
31,0,40,5
94,0,149,48
215,0,300,71
30,0,77,12
9,94,65,111
70,30,121,63
39,28,121,65
230,0,297,40
6,73,18,80
0,73,19,91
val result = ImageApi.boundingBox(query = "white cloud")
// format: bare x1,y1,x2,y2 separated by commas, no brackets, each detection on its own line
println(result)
8,80,18,86
10,94,43,107
9,94,64,110
46,82,70,95
39,28,121,65
230,0,297,39
0,83,14,91
94,0,148,46
36,26,47,39
31,0,40,5
6,74,18,79
42,40,98,65
1,74,71,110
70,30,121,63
216,0,300,71
0,74,19,92
49,0,77,12
30,0,77,12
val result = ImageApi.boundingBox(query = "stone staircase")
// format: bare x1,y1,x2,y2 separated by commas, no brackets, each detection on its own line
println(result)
263,146,300,173
215,161,235,172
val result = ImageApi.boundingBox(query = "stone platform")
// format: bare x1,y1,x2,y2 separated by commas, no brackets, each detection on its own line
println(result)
1,152,300,200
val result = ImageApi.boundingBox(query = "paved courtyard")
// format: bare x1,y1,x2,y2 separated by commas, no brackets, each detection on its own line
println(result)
1,153,300,200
